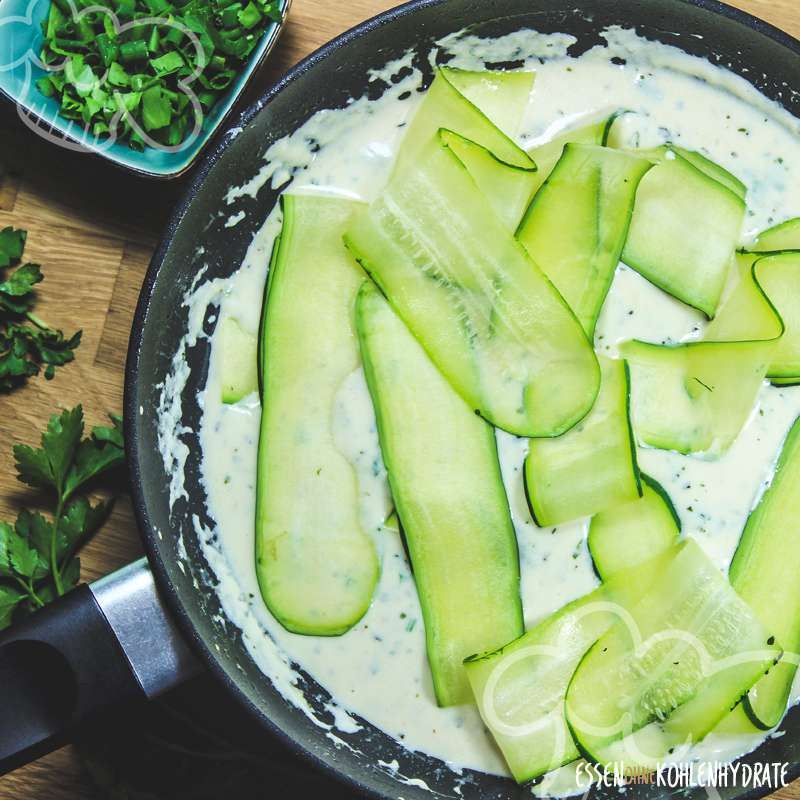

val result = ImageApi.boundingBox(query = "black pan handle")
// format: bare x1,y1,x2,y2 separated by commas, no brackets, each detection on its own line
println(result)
0,559,201,775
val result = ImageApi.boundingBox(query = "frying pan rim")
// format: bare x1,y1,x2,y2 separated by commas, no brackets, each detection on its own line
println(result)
123,0,800,797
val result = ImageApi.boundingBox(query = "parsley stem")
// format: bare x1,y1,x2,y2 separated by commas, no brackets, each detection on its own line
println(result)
27,581,45,608
25,311,52,331
14,576,44,608
51,493,65,596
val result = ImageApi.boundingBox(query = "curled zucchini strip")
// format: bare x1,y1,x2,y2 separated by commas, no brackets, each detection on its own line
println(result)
729,415,800,730
439,129,539,231
517,143,653,335
440,115,630,235
749,253,800,383
463,548,676,784
344,133,600,438
670,145,747,200
750,215,800,252
621,146,746,317
464,585,607,783
738,218,800,384
441,67,535,139
604,113,747,199
623,257,784,455
524,356,641,527
565,539,781,768
588,473,681,581
394,66,535,176
525,112,620,198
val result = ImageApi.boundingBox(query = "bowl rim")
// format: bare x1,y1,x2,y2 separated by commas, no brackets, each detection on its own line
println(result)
125,0,800,797
0,0,292,180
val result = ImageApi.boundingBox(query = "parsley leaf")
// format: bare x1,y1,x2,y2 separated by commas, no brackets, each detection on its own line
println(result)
7,530,41,578
0,228,82,390
0,262,42,300
44,405,84,492
93,414,124,447
61,557,81,594
13,438,53,493
0,228,26,268
0,586,23,628
58,496,115,562
14,510,52,577
1,405,124,627
0,521,14,577
65,416,126,499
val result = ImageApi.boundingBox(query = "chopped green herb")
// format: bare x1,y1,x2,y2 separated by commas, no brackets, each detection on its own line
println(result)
142,86,173,130
238,2,262,29
0,227,82,391
119,39,149,64
151,50,185,77
37,0,283,150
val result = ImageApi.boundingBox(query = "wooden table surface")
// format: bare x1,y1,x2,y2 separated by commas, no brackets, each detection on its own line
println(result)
0,0,798,796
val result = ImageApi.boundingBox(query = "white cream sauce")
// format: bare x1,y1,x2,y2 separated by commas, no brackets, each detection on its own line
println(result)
158,25,800,794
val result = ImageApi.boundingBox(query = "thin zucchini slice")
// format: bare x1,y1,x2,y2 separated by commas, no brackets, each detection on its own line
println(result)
394,67,535,177
588,473,681,580
621,147,745,318
771,377,800,386
356,281,523,706
602,117,746,199
524,356,640,527
750,216,800,252
622,338,774,455
711,703,762,735
440,129,538,231
755,253,800,382
441,67,535,138
442,118,627,234
383,509,400,532
219,317,258,403
257,230,282,395
525,113,617,198
730,415,800,729
671,146,747,200
739,218,800,383
464,548,676,783
464,585,610,783
565,538,781,767
735,215,800,280
345,133,600,438
255,195,379,636
517,144,652,335
622,258,783,455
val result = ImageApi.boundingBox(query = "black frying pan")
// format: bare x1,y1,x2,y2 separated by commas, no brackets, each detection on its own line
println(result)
2,1,800,798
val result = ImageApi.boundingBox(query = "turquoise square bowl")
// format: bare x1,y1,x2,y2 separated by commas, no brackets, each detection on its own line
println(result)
0,0,290,178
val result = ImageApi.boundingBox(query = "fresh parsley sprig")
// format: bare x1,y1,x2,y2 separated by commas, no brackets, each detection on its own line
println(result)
0,227,82,390
0,405,125,627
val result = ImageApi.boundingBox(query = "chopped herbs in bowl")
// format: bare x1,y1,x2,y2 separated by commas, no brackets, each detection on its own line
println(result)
36,0,283,151
0,0,289,177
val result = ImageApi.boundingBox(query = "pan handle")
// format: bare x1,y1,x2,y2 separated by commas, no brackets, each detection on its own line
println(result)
0,558,201,776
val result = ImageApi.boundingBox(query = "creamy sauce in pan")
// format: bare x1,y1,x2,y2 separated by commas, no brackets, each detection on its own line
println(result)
160,26,800,792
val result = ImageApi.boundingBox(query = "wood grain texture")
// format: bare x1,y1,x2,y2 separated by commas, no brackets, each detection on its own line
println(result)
0,0,798,796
